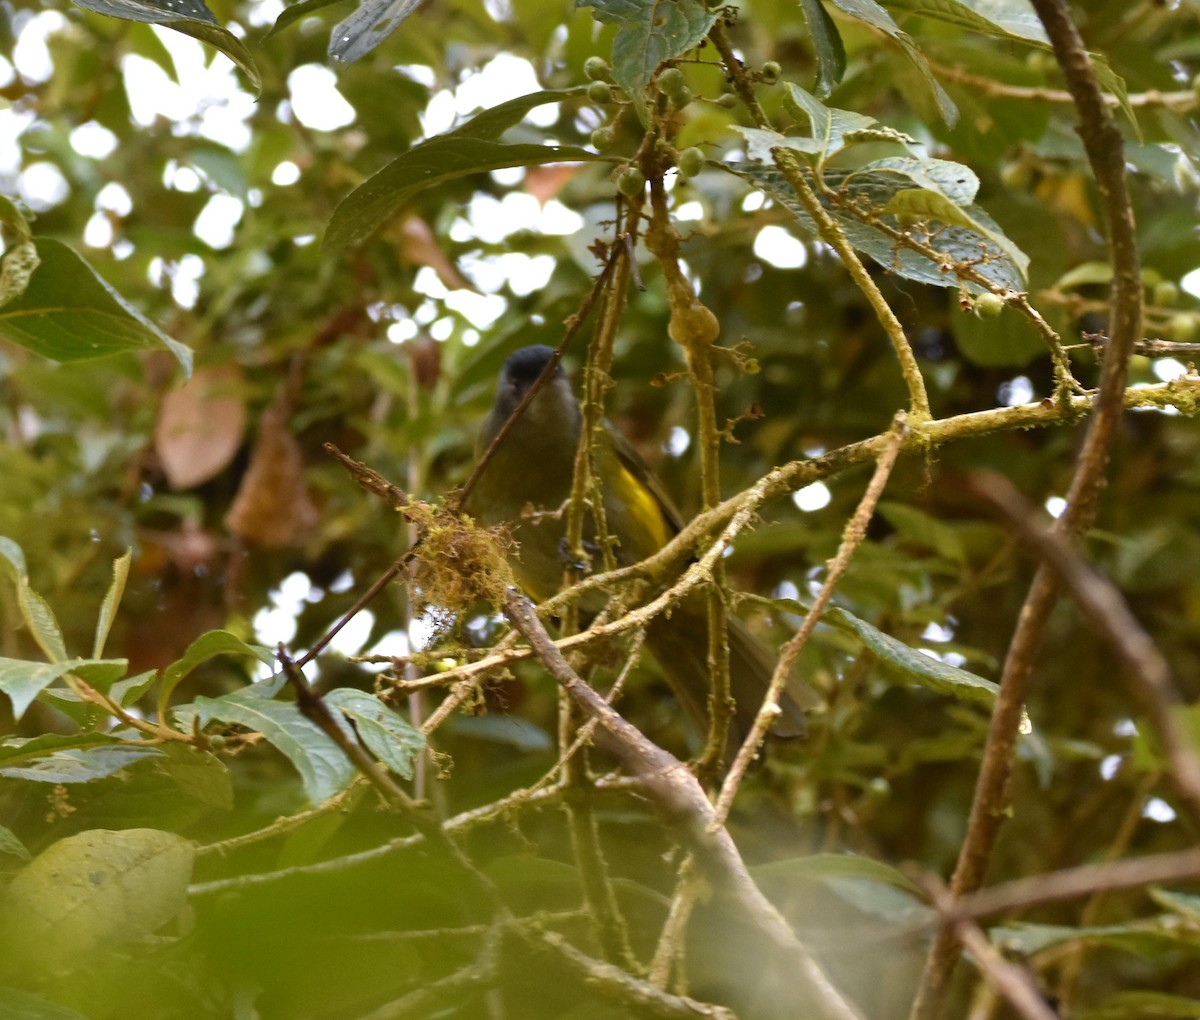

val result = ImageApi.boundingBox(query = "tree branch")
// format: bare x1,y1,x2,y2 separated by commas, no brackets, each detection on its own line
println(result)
909,0,1145,1014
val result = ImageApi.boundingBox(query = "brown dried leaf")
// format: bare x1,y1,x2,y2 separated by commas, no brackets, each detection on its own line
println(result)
224,403,318,547
155,363,246,490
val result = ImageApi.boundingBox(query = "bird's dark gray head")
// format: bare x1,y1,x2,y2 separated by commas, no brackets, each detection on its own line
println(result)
479,345,580,453
492,345,569,416
500,345,561,390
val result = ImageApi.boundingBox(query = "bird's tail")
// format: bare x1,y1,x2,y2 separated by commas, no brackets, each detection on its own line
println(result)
646,593,812,747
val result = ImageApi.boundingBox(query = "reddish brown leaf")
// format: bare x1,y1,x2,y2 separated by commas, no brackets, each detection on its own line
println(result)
224,403,318,548
155,364,247,490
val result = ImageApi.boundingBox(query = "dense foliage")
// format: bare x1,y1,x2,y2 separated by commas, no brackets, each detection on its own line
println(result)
3,0,1200,1017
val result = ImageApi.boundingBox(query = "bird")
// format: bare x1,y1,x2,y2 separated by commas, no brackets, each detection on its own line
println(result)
463,344,811,747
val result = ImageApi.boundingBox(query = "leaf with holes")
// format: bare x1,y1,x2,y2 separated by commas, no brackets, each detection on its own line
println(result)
328,0,425,63
579,0,717,123
0,828,194,976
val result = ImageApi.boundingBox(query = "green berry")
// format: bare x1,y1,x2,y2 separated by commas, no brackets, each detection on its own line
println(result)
717,92,738,109
658,67,686,95
617,166,646,197
669,85,692,109
584,56,611,82
974,292,1004,318
761,60,782,84
1154,280,1181,308
677,146,705,178
590,126,615,150
1168,312,1199,343
587,81,614,105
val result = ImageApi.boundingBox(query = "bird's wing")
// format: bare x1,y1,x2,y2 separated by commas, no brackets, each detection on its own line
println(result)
603,420,686,534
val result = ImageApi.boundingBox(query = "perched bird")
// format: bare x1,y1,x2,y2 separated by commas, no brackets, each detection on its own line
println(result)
464,345,810,744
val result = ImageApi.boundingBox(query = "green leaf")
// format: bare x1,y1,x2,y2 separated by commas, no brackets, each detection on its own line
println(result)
852,155,979,206
953,295,1046,367
579,0,718,124
877,1,1136,132
327,139,599,250
448,87,588,142
0,195,33,244
782,84,909,159
797,0,846,97
266,0,351,40
325,688,425,779
15,584,68,664
882,0,1049,45
191,690,356,803
0,657,128,720
0,988,91,1020
1150,887,1200,922
0,828,194,977
990,920,1189,956
69,0,261,91
0,239,192,375
0,241,40,307
823,607,999,703
752,852,923,894
883,188,991,233
876,502,966,564
0,826,31,861
0,732,162,784
110,669,160,708
754,854,930,924
1053,260,1115,290
157,629,275,720
325,89,597,250
93,548,132,659
825,0,957,124
0,538,68,662
447,713,555,751
0,536,27,577
155,743,234,810
1079,991,1200,1019
726,159,1028,291
328,0,424,63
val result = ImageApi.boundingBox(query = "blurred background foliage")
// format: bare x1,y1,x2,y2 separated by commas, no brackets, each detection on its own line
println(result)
3,0,1200,1017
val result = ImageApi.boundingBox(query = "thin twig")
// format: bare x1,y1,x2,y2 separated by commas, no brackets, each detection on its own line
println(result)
953,847,1200,920
712,413,907,826
189,775,649,897
528,928,737,1019
301,444,415,668
929,58,1196,112
772,147,932,422
923,879,1059,1020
